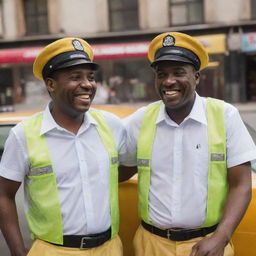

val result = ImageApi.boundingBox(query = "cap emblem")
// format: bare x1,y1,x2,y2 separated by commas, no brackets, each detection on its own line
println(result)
72,39,84,51
162,35,175,47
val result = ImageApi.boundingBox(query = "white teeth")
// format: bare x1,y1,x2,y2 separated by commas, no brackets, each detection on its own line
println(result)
78,95,90,99
165,91,178,95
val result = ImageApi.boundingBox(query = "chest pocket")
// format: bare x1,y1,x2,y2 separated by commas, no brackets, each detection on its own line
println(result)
195,144,209,181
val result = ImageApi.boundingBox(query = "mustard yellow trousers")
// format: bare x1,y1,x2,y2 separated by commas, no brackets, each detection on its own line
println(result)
134,225,234,256
27,235,123,256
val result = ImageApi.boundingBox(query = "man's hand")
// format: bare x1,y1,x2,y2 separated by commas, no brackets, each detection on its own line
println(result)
190,162,251,256
189,233,228,256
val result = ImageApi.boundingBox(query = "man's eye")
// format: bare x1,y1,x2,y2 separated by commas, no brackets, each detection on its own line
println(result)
88,76,95,81
157,73,165,78
70,76,80,80
175,71,186,76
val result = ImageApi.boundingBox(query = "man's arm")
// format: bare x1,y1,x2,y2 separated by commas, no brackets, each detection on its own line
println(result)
0,177,27,256
190,162,252,256
118,165,137,182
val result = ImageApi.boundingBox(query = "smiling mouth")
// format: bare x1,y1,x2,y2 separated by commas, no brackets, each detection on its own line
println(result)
77,94,90,99
163,90,181,96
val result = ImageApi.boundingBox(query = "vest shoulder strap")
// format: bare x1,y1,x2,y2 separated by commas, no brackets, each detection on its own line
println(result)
137,101,162,223
203,97,227,227
23,112,52,168
89,109,119,238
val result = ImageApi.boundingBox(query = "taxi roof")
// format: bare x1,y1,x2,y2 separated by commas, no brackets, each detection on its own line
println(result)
0,105,137,125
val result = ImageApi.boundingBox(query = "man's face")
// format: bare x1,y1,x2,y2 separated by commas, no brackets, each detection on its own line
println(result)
46,64,97,118
154,61,200,111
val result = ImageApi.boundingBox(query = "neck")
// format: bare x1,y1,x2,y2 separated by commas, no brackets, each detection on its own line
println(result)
166,107,191,125
166,95,196,125
50,107,84,134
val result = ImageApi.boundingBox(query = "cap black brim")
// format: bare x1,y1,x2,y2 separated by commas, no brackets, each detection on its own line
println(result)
151,55,195,68
56,59,100,71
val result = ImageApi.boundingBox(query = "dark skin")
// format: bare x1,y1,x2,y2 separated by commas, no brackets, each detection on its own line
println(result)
46,64,97,134
154,61,200,124
189,162,251,256
0,178,26,256
119,60,252,256
0,64,97,256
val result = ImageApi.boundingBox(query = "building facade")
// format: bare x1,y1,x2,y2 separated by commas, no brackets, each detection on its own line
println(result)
0,0,255,109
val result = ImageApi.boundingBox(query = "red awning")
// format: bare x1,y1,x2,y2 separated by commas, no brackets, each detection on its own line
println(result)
0,42,149,64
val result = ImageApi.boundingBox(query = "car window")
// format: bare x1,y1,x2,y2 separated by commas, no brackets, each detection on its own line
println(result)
245,122,256,143
0,125,13,159
244,122,256,173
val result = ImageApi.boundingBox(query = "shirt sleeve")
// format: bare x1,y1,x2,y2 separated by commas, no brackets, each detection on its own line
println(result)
119,107,146,166
0,125,29,182
225,103,256,168
102,111,127,163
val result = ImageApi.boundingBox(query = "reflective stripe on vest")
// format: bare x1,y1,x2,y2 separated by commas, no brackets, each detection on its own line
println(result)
89,109,119,238
137,98,228,227
23,110,119,244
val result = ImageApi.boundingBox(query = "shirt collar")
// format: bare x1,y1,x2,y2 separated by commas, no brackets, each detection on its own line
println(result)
156,93,207,126
186,93,207,125
40,103,97,135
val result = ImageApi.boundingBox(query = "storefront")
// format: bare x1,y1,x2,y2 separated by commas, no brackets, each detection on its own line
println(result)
195,34,226,100
242,32,256,101
0,34,227,109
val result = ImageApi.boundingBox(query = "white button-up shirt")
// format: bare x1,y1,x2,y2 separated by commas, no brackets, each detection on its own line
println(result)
123,94,256,229
0,104,126,235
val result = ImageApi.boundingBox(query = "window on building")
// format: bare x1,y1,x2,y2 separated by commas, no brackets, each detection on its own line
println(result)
0,0,3,36
109,0,139,31
169,0,203,26
23,0,48,35
252,0,256,19
0,67,14,106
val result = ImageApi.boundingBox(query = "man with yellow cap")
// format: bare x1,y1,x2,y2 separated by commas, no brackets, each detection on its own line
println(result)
119,32,256,256
0,38,125,256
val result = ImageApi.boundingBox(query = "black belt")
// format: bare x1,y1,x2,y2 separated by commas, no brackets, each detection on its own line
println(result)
51,228,111,249
142,221,218,241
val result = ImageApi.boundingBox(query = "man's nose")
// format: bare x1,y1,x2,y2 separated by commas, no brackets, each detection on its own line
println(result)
163,74,176,86
80,79,92,88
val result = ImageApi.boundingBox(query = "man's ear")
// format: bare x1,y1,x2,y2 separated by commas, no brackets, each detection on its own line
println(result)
45,77,56,93
195,71,200,85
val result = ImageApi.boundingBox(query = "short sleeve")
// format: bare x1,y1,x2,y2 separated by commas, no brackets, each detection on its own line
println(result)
225,103,256,168
0,125,29,182
120,107,146,166
101,111,127,161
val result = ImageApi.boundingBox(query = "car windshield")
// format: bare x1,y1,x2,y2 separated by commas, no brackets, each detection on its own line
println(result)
244,122,256,172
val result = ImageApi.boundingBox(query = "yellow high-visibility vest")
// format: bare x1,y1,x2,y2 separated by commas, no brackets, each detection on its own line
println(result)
137,98,227,227
23,109,119,244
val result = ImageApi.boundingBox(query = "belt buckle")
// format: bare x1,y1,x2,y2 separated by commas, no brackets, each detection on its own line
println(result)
167,229,172,239
80,237,91,249
166,227,184,240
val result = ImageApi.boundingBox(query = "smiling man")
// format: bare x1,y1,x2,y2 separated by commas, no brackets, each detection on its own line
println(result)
119,32,256,256
0,38,125,256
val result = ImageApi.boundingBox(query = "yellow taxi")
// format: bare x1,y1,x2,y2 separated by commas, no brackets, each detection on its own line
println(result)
0,105,255,256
